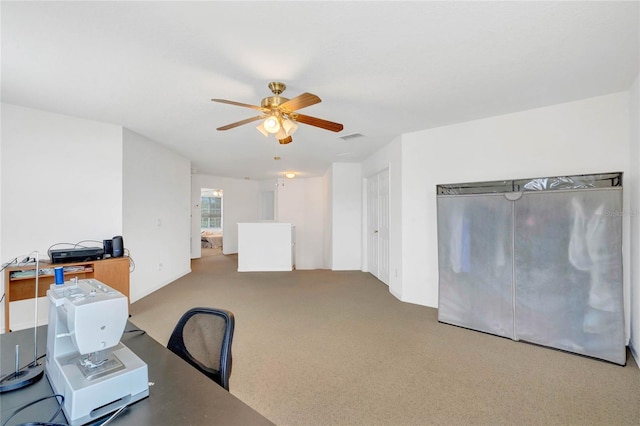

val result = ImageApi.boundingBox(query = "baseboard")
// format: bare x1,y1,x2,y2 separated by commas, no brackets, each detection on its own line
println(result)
389,287,402,300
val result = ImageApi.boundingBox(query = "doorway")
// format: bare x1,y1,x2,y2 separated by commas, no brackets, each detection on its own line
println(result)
201,188,223,256
366,169,389,284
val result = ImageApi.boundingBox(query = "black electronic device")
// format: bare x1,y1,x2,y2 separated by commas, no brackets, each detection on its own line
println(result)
103,239,113,257
49,247,104,264
112,236,124,258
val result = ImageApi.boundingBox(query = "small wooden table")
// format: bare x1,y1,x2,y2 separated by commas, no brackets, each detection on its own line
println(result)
3,257,130,332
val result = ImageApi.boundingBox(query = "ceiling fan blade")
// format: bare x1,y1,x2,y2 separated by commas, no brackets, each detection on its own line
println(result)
212,98,266,111
295,113,344,132
279,92,321,112
217,116,263,131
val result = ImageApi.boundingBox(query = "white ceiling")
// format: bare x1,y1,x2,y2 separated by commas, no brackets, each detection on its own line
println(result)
2,1,638,180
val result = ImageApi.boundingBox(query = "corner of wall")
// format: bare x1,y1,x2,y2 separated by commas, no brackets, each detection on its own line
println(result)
629,341,639,368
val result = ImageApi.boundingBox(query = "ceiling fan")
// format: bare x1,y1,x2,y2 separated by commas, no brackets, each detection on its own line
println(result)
212,82,344,144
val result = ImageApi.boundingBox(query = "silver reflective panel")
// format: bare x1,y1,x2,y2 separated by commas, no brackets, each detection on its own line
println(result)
437,173,625,365
437,193,515,338
514,188,624,364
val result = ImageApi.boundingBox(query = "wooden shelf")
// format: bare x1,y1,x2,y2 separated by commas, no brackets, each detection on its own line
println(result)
3,257,130,332
9,267,94,281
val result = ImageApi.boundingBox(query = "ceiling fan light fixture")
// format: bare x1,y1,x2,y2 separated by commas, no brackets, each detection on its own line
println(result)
263,115,280,134
282,118,298,136
256,122,270,137
214,81,344,145
275,128,288,140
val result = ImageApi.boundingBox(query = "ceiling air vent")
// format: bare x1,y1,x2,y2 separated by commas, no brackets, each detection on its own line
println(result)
338,133,364,141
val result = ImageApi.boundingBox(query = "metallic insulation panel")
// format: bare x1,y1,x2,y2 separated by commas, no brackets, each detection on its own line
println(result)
436,173,625,365
437,193,515,339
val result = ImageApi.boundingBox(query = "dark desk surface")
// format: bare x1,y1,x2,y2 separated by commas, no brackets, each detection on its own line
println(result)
0,324,274,426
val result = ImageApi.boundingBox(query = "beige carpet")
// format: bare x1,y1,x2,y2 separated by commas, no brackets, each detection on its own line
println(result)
129,250,640,425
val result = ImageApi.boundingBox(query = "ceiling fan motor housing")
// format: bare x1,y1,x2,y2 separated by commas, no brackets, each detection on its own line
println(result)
262,82,289,111
268,81,286,95
261,96,289,109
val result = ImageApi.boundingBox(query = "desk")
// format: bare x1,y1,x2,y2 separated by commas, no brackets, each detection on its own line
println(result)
0,324,273,425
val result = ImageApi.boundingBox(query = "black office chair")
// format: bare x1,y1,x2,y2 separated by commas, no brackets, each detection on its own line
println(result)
167,307,235,391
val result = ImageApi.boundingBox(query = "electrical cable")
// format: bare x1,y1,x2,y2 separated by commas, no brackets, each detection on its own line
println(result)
47,395,65,425
1,257,19,272
124,249,135,272
1,394,66,426
72,240,103,249
46,243,84,253
94,404,128,426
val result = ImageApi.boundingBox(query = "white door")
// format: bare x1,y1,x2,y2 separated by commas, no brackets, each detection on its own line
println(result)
377,168,390,284
367,169,390,285
367,175,379,276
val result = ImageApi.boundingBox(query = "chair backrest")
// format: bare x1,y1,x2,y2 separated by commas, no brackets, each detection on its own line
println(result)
167,307,235,391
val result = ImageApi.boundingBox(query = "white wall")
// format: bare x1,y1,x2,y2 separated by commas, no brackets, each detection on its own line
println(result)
1,104,123,331
402,93,631,329
191,174,261,256
276,177,324,269
322,168,333,269
122,129,191,302
628,73,640,364
330,163,362,270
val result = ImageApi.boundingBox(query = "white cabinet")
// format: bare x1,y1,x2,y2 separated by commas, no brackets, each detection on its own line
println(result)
237,222,295,272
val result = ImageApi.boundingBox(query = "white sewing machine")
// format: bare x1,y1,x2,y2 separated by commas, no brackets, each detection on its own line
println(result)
45,278,149,425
